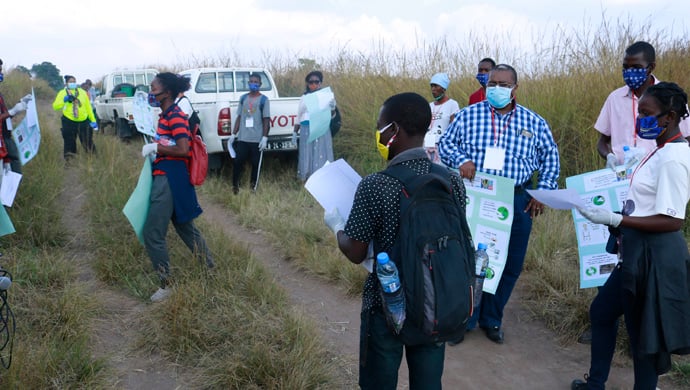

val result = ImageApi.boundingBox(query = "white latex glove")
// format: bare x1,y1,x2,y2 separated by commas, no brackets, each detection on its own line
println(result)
292,132,298,145
329,99,336,110
141,143,158,157
228,133,236,145
3,163,10,174
8,101,27,116
258,136,268,150
605,153,618,171
577,206,623,227
324,208,346,237
20,94,33,105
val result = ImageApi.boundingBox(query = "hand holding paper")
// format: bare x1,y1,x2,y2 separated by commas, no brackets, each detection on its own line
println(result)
577,206,623,227
324,208,346,237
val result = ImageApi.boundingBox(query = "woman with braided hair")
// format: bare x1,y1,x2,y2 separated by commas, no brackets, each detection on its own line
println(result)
572,82,690,389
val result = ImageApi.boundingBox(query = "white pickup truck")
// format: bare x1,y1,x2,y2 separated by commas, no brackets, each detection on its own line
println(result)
179,67,301,169
95,69,159,139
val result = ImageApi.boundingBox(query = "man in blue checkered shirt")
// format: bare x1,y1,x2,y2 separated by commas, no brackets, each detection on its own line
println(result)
439,63,560,345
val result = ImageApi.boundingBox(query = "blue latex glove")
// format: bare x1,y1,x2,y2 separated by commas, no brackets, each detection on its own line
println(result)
90,122,98,131
64,95,74,103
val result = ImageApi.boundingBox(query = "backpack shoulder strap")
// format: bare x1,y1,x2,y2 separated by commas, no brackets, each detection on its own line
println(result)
239,93,248,107
380,163,418,187
260,94,267,114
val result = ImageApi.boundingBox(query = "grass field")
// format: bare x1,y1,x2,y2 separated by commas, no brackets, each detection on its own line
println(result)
0,18,689,387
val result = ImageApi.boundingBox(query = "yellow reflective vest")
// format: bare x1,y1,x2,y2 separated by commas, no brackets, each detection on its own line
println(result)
52,87,96,122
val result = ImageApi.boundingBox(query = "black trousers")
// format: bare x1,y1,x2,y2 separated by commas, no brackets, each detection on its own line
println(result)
61,116,95,159
232,140,260,188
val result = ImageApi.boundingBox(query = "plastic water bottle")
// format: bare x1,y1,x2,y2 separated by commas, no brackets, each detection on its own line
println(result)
473,243,489,310
622,145,637,177
376,252,406,333
155,134,176,146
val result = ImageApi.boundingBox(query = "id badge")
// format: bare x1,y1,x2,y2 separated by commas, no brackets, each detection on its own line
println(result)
245,117,254,128
483,146,506,171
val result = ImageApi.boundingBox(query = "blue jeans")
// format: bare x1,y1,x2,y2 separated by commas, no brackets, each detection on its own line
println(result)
586,265,658,390
469,189,533,329
359,309,445,390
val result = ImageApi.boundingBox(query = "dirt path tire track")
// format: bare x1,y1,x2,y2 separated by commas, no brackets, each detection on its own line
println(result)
61,165,189,390
198,195,641,390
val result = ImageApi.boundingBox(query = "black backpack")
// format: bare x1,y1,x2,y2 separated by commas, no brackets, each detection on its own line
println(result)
177,96,201,132
380,163,475,346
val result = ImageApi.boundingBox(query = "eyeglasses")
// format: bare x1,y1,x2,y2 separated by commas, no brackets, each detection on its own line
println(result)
307,79,321,85
377,123,394,133
486,82,515,88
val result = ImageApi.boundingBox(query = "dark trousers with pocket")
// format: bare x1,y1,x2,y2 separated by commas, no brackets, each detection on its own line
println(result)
61,116,95,159
358,308,445,390
469,189,533,330
232,140,261,189
587,265,658,390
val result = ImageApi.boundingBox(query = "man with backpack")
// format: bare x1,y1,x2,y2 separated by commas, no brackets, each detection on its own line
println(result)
324,92,475,389
229,73,270,194
439,64,560,344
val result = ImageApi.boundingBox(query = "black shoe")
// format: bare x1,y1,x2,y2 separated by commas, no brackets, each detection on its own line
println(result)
484,326,504,344
578,327,592,344
232,186,239,195
571,377,589,390
447,334,465,346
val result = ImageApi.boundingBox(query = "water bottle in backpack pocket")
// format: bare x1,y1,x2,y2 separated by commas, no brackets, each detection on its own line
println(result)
376,252,406,334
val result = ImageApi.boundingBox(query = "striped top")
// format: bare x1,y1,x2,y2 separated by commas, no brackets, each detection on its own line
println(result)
153,104,191,176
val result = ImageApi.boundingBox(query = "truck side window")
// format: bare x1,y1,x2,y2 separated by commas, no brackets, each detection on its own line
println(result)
196,72,217,93
236,72,270,92
219,72,234,92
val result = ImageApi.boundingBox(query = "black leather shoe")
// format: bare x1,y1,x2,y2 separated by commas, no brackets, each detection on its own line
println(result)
571,378,588,390
447,334,464,346
484,326,504,344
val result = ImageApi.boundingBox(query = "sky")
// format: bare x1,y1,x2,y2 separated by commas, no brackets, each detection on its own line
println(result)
2,0,689,83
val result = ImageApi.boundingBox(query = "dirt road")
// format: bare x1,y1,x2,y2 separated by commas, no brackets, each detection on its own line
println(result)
199,198,639,390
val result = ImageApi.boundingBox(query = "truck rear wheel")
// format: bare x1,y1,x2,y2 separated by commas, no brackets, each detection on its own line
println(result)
116,118,133,141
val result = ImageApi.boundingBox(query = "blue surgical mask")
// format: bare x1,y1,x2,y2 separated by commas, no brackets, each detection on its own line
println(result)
148,92,162,107
623,67,648,90
476,73,489,87
0,73,4,83
248,82,260,92
67,82,77,90
486,86,513,109
636,113,668,139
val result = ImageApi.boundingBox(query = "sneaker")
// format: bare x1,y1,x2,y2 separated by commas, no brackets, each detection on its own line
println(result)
150,287,172,302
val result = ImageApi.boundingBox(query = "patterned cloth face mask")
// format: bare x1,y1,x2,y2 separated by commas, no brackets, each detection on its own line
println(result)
623,67,647,90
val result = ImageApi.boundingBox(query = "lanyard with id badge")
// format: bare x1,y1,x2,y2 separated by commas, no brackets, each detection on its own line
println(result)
245,96,257,128
484,107,514,171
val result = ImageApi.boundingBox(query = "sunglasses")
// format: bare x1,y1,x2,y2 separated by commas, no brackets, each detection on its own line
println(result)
307,79,321,84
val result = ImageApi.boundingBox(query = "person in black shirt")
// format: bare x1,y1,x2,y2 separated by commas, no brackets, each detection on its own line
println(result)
324,92,469,389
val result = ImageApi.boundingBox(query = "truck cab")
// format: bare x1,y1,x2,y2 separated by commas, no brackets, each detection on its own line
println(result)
179,68,301,168
95,69,158,139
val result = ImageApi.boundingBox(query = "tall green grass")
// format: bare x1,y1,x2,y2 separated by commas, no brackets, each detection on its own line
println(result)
0,73,108,388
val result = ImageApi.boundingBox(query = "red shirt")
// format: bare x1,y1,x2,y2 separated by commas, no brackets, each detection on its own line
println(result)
468,87,485,105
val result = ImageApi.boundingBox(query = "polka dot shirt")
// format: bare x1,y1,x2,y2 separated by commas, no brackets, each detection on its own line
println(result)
344,157,468,312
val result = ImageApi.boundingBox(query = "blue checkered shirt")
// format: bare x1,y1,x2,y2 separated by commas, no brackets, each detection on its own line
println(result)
439,100,560,190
